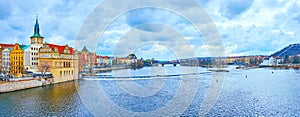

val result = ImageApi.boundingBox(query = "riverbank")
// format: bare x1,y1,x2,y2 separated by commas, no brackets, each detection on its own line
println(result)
82,66,130,76
0,74,80,93
260,65,300,69
0,79,46,93
92,66,130,71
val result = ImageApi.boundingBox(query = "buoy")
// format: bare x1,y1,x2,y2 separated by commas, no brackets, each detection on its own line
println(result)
245,75,248,78
272,71,274,74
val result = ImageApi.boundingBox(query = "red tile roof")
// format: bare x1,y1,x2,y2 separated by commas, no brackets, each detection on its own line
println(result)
47,44,74,54
96,55,108,59
0,44,14,49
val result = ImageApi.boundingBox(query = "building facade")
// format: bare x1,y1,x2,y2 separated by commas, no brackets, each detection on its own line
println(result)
10,43,24,76
38,43,78,78
0,44,14,72
1,48,12,75
30,15,44,70
108,57,113,66
99,56,108,67
78,46,97,71
23,45,31,70
113,54,138,66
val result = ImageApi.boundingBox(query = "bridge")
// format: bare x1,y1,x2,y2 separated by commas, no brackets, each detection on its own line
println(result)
153,60,180,67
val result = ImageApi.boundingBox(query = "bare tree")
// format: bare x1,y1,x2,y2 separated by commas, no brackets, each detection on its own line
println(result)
39,61,50,78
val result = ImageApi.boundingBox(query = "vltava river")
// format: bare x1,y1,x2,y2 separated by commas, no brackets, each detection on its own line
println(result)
0,66,300,116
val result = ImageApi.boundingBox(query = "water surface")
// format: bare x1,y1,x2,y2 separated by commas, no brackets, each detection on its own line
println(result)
0,66,299,116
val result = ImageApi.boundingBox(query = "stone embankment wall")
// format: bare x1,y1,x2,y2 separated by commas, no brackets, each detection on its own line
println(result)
0,79,43,93
0,73,80,93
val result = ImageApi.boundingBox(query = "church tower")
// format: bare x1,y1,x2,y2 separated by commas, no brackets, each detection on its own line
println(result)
30,14,44,70
30,14,44,44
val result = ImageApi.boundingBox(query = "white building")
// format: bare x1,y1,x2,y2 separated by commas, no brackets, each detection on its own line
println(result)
29,15,44,70
1,48,11,75
260,57,282,66
23,46,31,70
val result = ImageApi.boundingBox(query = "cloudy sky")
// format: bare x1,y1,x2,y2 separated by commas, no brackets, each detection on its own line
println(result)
1,0,300,60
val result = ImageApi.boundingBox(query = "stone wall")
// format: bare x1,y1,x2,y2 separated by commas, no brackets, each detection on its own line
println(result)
0,72,80,93
0,79,43,93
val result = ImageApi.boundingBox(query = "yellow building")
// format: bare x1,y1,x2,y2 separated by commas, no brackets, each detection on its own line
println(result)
225,57,236,64
38,43,78,79
10,43,31,77
10,43,25,77
244,57,251,64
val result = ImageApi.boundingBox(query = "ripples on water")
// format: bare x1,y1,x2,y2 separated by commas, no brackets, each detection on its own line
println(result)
0,66,300,116
206,68,300,116
0,81,92,116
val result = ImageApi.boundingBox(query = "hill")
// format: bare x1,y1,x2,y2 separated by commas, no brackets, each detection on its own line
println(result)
271,44,300,57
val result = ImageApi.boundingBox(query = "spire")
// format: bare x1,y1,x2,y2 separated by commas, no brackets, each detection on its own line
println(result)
35,14,39,33
31,14,43,38
82,46,89,52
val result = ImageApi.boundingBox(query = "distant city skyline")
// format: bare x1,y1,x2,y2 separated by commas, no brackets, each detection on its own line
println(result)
1,0,300,59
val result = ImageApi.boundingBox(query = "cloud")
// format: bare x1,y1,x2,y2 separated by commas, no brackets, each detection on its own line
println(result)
0,0,100,46
108,23,197,59
47,35,75,47
1,0,300,59
220,0,254,19
0,1,12,20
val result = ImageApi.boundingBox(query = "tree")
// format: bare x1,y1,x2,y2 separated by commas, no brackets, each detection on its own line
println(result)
38,61,50,78
284,55,289,64
294,56,300,64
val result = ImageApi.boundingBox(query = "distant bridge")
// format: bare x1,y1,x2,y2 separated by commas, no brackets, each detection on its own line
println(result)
154,60,180,67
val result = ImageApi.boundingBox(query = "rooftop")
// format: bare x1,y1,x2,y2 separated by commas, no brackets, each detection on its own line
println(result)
47,44,74,54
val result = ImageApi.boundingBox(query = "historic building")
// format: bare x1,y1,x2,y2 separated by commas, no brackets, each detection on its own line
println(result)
10,43,30,76
30,15,44,70
96,56,114,67
23,45,31,70
99,56,108,67
1,47,12,75
78,46,97,71
108,57,114,67
114,57,131,65
38,43,78,78
0,44,14,72
113,54,138,65
225,57,236,64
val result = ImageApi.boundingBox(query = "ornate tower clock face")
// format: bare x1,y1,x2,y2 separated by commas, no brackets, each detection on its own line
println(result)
32,39,35,43
38,39,41,43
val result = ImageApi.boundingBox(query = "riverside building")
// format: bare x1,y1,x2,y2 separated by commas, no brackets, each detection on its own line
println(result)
38,43,78,82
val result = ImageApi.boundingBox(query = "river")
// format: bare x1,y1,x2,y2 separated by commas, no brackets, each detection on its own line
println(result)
0,66,299,116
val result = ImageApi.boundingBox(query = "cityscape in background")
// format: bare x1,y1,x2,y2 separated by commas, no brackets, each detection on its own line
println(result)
1,0,300,116
1,15,300,81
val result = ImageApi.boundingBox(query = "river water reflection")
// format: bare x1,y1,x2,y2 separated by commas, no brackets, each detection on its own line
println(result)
0,66,300,116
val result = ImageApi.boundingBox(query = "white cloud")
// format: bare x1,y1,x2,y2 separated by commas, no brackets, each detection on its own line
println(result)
1,0,300,59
